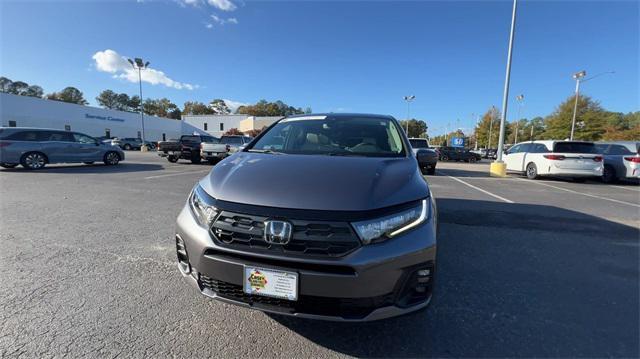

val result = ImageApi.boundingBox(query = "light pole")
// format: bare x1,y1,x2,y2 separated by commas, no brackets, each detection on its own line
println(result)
514,94,524,144
569,70,586,140
403,95,415,135
128,57,150,152
492,0,517,177
569,70,614,140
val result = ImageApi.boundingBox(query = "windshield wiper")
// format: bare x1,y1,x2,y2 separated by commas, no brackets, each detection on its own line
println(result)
247,149,283,155
326,152,363,156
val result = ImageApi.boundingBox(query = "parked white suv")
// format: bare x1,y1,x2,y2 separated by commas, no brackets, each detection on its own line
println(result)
504,140,603,180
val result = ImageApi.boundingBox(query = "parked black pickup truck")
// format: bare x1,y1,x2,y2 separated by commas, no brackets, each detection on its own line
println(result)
157,134,218,163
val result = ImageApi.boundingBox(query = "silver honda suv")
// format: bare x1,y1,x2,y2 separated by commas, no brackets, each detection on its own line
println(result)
175,113,437,321
0,127,125,169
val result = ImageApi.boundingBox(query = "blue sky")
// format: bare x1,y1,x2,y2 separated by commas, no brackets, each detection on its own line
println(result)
1,0,638,135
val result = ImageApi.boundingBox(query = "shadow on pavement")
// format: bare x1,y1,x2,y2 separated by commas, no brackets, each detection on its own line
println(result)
0,162,165,174
269,199,639,357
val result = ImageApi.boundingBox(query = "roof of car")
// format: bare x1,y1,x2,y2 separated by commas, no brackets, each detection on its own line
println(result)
0,127,65,131
285,113,395,120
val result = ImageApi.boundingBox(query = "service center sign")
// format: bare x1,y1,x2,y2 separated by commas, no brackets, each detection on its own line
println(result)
451,137,465,147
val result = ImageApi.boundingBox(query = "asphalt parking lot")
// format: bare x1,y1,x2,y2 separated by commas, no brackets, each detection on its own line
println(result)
1,152,638,358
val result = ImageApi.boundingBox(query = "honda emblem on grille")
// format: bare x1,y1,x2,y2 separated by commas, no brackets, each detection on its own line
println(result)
264,220,292,245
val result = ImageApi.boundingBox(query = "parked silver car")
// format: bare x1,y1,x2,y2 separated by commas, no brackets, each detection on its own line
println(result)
0,127,125,169
111,137,155,150
595,141,640,183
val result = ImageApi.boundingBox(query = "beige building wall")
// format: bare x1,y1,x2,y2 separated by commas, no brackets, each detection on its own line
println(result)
239,116,282,132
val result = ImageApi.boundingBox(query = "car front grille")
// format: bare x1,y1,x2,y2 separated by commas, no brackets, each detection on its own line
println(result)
199,275,394,319
209,211,361,257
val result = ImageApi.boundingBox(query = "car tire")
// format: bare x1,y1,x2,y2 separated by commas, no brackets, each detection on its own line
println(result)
167,156,178,163
20,152,47,170
427,167,436,175
83,161,95,165
123,144,132,150
0,163,18,169
526,162,538,180
441,156,448,161
103,151,120,165
469,157,477,163
191,153,201,164
602,165,617,184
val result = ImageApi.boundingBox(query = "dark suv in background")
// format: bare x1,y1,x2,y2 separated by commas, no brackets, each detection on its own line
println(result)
175,113,437,321
0,127,124,169
439,146,481,162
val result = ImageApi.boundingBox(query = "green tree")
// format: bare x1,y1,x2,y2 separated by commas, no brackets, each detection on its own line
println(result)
473,107,510,148
46,87,88,105
398,119,428,138
209,99,230,114
7,81,29,95
24,85,43,98
0,77,12,92
542,94,606,141
96,90,119,109
183,101,214,115
236,99,306,116
168,107,182,120
143,98,178,117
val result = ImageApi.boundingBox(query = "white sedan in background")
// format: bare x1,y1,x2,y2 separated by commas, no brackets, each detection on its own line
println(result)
504,140,603,180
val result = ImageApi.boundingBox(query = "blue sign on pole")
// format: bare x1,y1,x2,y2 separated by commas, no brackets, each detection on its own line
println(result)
451,137,465,147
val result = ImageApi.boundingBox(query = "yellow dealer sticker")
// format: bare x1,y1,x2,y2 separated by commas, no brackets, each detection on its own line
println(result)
247,270,268,291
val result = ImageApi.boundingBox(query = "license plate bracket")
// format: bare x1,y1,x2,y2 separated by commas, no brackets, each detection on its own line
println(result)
243,266,298,301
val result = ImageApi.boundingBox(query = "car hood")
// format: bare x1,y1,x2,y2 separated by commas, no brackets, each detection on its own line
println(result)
200,152,430,211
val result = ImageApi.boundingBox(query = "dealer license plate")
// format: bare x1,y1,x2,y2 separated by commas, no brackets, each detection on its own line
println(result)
243,266,298,301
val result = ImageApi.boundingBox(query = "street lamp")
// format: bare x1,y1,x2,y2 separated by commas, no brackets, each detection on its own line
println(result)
403,95,415,134
492,0,517,177
569,70,614,140
514,94,524,144
128,57,150,152
569,70,586,140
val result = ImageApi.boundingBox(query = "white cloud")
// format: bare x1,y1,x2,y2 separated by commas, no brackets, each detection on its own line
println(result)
223,99,248,113
209,14,238,26
92,49,198,90
208,0,236,11
205,23,213,29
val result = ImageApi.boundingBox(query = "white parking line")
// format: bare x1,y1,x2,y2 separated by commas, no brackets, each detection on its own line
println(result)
144,169,210,180
438,171,514,203
517,178,640,208
610,185,640,192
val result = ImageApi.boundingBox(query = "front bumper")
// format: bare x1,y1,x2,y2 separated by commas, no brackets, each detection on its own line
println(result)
175,201,437,322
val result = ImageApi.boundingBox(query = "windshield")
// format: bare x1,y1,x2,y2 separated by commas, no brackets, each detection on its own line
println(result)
409,139,429,148
221,137,243,145
553,142,597,154
247,116,406,157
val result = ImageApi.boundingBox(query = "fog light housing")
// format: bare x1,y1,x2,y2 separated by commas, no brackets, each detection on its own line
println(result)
176,235,191,274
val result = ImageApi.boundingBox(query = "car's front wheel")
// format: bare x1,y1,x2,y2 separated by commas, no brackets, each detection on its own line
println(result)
103,151,120,165
526,162,538,180
469,157,477,163
0,163,18,169
167,155,178,163
20,152,47,170
123,144,132,150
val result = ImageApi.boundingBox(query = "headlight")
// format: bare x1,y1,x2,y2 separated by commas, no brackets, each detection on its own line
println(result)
352,199,429,244
189,184,218,228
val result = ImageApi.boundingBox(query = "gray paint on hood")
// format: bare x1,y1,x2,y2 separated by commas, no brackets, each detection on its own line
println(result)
199,152,430,211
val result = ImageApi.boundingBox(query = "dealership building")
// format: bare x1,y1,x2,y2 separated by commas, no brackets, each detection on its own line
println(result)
0,93,282,141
